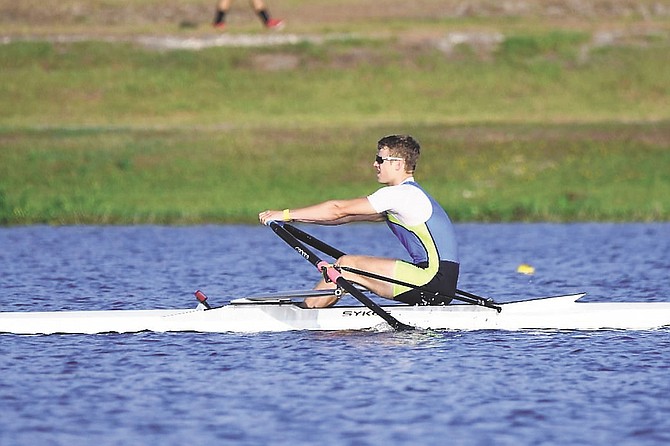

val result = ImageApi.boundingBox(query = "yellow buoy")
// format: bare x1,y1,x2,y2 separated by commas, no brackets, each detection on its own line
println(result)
517,264,535,275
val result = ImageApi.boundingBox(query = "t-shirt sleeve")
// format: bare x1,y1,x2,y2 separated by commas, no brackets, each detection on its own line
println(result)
367,187,395,214
367,185,432,226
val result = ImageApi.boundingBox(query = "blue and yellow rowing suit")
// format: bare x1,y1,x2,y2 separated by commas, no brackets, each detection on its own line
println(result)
367,179,459,305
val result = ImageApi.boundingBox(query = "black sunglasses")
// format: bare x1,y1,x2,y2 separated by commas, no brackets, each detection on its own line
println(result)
375,155,404,164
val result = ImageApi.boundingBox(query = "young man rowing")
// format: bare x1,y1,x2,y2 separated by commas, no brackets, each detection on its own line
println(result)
258,135,459,308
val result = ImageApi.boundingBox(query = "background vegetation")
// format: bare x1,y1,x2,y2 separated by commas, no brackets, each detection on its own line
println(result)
1,0,669,224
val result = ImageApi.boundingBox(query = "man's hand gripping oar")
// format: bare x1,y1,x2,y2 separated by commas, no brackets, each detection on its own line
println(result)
268,221,414,331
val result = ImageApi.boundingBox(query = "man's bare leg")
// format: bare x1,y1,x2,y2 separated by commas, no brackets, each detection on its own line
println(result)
303,255,396,308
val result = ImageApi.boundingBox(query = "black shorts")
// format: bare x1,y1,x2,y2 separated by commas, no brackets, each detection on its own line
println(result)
394,261,459,306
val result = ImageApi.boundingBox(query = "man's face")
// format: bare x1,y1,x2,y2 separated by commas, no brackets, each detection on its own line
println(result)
373,147,404,185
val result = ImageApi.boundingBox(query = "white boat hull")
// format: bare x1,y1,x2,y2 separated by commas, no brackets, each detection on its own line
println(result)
2,293,670,335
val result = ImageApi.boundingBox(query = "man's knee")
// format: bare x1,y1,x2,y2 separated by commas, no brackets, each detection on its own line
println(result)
335,254,355,268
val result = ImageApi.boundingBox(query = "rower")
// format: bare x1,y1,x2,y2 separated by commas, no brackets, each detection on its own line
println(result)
258,135,459,309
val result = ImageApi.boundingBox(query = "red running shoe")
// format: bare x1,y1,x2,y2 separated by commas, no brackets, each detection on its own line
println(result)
213,22,226,30
265,18,285,30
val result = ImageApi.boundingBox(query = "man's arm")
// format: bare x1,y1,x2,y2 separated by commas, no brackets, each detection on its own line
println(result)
259,197,384,225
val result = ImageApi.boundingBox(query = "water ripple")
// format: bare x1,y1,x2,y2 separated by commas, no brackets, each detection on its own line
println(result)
1,224,669,445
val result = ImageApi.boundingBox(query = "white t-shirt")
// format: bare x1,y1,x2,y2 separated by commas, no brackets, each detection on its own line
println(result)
367,178,432,227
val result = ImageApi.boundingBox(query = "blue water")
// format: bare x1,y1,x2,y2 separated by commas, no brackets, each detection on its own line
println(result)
1,223,669,445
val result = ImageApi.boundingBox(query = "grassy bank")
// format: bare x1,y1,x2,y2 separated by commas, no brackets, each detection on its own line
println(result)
1,3,669,224
2,34,669,129
1,122,668,224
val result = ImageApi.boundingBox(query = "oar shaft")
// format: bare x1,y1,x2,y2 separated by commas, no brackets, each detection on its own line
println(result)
269,221,413,330
279,223,501,312
270,221,322,268
284,223,346,258
340,266,502,312
334,277,413,331
456,288,488,301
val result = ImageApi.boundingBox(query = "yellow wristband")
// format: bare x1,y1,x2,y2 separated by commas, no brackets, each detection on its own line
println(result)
282,209,291,221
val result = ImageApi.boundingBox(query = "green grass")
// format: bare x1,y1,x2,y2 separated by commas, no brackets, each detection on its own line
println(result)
1,34,669,129
1,122,668,224
1,28,669,224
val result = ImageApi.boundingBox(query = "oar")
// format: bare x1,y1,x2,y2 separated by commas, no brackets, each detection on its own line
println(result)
338,266,502,313
269,221,414,331
283,223,501,312
284,223,345,258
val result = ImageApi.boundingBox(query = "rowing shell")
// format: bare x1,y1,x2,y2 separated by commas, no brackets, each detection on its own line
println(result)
1,293,670,335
